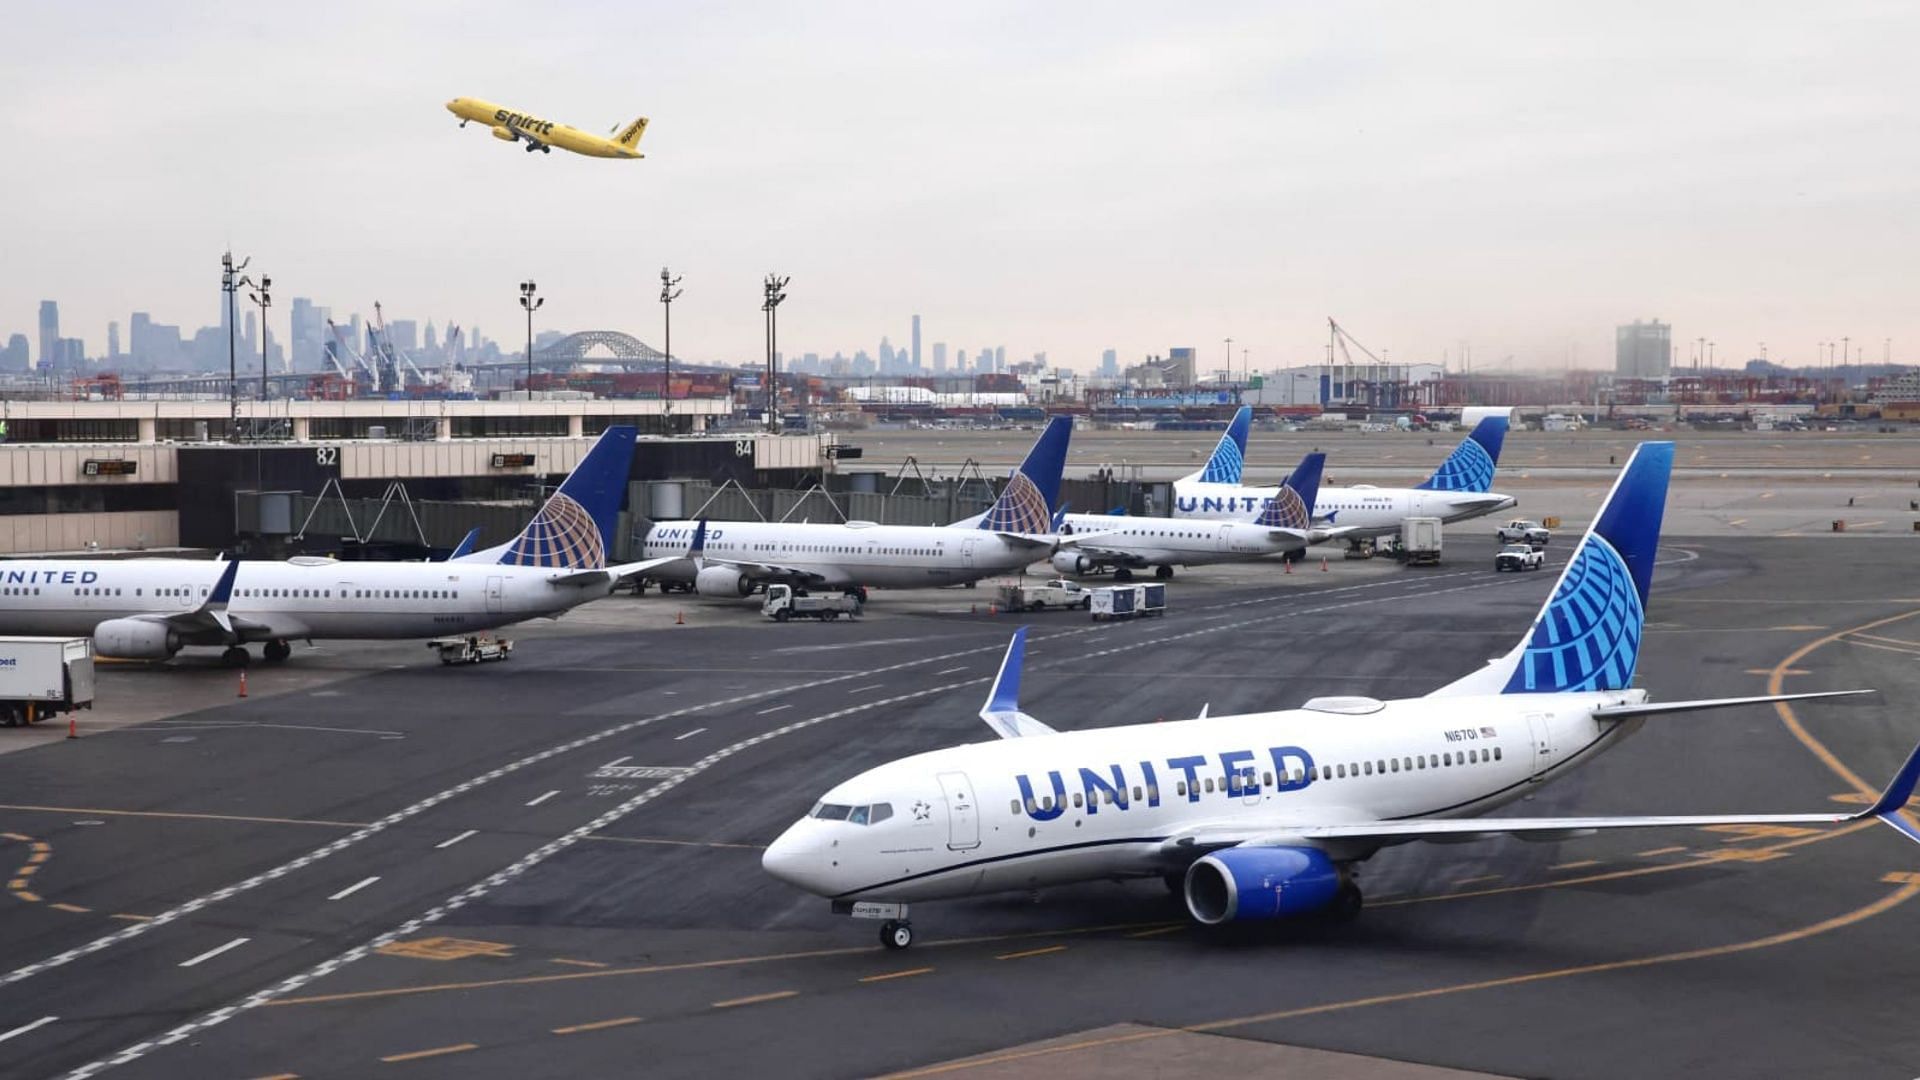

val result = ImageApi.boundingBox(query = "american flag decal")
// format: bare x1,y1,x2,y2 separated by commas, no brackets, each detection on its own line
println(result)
1480,726,1497,737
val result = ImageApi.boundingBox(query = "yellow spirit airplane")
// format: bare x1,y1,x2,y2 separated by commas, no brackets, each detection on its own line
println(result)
446,97,648,158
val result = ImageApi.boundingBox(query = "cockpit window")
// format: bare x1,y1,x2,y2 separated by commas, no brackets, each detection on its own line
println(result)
810,801,893,825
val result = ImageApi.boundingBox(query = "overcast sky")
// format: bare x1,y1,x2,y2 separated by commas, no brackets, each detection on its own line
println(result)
5,2,1916,374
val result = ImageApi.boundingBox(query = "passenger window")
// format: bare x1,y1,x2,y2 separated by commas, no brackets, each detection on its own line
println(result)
1203,778,1214,793
1335,764,1346,778
1403,757,1413,771
1262,771,1274,787
1147,784,1159,802
1025,798,1038,814
1176,781,1187,797
1072,793,1083,808
1133,785,1143,802
1363,761,1373,776
1494,747,1503,761
1468,750,1478,764
1444,753,1453,766
1390,759,1399,772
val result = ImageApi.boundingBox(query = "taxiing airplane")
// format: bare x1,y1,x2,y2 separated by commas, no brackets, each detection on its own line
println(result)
641,418,1081,598
764,441,1917,949
1175,414,1517,540
1050,452,1335,580
0,427,676,666
446,96,648,158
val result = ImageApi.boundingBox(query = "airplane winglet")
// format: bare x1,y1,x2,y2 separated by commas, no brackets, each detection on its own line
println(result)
208,560,240,607
688,519,708,563
1860,740,1920,844
447,527,482,560
979,628,1056,739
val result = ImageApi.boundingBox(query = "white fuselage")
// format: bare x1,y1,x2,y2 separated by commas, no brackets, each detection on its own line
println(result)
763,690,1642,903
1058,513,1308,570
641,521,1046,590
0,558,613,645
1174,480,1515,536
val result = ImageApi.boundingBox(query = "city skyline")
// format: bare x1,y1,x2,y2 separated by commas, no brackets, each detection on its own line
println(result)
5,4,1918,375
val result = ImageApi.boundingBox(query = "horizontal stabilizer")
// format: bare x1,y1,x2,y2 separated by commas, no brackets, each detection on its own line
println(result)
1593,689,1874,720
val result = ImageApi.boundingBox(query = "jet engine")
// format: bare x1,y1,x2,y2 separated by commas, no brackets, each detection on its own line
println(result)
491,126,517,142
694,565,753,598
1183,846,1342,924
93,618,182,661
1050,551,1092,576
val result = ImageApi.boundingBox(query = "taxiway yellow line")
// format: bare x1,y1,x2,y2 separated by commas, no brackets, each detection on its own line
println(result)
0,804,366,829
549,958,608,969
378,1043,476,1063
860,967,935,983
712,990,797,1009
995,945,1067,961
1636,846,1687,857
551,1016,642,1035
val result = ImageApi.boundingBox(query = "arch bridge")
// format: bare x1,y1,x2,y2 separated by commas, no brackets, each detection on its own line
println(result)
533,330,665,367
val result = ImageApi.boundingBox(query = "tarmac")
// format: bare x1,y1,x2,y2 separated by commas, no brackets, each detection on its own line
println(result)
0,449,1917,1078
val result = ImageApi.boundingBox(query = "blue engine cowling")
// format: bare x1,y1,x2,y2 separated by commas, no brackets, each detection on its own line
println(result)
1183,846,1342,924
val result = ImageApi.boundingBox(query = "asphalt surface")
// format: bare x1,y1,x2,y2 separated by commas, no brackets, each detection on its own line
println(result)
0,536,1917,1079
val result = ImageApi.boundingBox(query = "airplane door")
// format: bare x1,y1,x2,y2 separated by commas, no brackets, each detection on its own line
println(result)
960,540,977,570
1524,712,1554,782
936,772,980,850
485,576,505,614
1216,525,1231,554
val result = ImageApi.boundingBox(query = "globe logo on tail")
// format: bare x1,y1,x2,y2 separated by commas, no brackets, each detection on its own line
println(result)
1201,437,1244,484
981,472,1052,534
1422,437,1497,492
502,491,606,569
1503,535,1642,693
1254,485,1308,529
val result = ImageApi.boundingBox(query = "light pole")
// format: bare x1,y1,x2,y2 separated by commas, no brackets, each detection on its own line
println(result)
222,251,250,439
1707,340,1714,369
762,273,788,432
659,266,682,432
246,274,272,402
519,280,543,398
1224,336,1233,384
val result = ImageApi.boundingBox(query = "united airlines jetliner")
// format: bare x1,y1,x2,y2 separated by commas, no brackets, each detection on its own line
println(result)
0,427,677,666
1050,453,1337,580
1175,415,1517,540
640,418,1086,598
764,442,1918,950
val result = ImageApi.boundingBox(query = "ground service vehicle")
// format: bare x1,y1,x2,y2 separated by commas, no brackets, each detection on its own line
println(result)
1402,516,1443,566
1089,586,1137,621
428,636,513,664
763,584,863,622
1497,519,1552,546
1495,544,1545,572
0,636,95,726
996,579,1092,612
1137,583,1168,616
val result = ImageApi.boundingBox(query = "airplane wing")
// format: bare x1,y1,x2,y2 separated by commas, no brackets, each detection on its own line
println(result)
127,561,243,640
1059,542,1146,567
1161,739,1920,853
546,555,688,588
977,628,1058,739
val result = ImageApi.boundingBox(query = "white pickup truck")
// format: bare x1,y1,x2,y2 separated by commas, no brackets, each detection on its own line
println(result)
1494,544,1545,572
995,579,1093,612
1496,519,1552,547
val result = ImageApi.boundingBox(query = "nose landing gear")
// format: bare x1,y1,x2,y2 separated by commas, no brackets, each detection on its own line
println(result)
879,920,914,950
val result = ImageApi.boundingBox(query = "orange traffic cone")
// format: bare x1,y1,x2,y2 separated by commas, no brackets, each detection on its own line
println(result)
1284,559,1293,575
988,603,998,616
675,610,685,625
970,603,977,614
1321,557,1329,572
66,713,77,740
237,671,248,698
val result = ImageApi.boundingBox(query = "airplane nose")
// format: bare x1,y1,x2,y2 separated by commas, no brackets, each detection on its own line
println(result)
762,821,829,895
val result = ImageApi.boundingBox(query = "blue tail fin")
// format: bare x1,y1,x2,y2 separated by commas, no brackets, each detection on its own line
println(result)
1198,406,1252,484
494,426,637,569
1254,452,1325,528
1433,442,1672,697
978,416,1072,534
1415,415,1508,492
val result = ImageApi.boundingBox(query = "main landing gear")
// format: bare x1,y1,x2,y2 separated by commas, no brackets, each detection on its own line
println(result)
220,646,251,668
1154,564,1175,580
263,640,291,663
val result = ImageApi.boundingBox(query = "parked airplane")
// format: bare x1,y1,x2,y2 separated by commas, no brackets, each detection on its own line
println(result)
764,442,1916,949
445,96,648,158
1050,452,1334,580
1175,415,1517,541
640,418,1080,598
0,427,675,666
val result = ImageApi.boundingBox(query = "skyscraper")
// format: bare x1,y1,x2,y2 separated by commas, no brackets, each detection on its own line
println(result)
932,341,947,373
37,300,58,369
291,297,322,372
1615,319,1671,380
911,314,921,371
1100,348,1118,377
107,321,121,360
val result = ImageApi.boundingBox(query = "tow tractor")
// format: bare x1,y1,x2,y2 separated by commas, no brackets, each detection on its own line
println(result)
427,635,514,665
763,584,863,622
